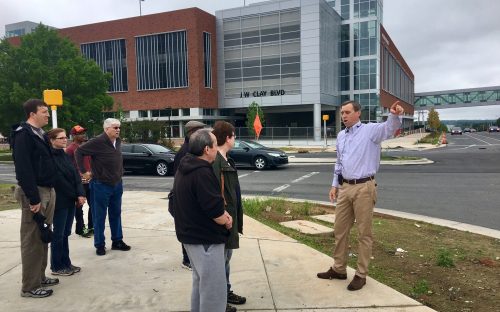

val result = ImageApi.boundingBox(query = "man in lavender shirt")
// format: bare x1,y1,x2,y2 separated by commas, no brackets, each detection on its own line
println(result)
317,100,404,291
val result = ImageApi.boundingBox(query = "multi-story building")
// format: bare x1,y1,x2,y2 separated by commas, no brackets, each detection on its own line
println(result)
5,21,48,38
5,0,415,139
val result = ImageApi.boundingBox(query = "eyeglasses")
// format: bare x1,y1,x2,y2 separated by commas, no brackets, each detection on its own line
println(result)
55,137,68,140
112,126,120,130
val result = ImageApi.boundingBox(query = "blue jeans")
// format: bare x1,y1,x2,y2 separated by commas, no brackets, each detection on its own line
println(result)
50,197,76,271
90,179,123,248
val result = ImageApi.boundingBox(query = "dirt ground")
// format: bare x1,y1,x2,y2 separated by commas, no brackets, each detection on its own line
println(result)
243,198,500,312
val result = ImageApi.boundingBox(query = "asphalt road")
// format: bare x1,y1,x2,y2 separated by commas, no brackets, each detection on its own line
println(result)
1,131,499,230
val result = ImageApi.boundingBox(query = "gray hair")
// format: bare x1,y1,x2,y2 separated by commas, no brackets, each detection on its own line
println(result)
341,100,362,112
103,118,121,129
188,128,214,156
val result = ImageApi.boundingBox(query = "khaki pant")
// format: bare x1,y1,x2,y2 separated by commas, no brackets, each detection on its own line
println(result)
332,180,377,278
15,186,56,292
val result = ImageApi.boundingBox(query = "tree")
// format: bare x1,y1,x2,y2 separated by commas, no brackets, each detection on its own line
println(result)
427,108,441,132
246,101,265,137
0,25,113,137
496,117,500,127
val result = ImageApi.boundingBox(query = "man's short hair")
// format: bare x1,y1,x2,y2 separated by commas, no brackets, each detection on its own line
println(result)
188,128,214,156
212,121,235,146
23,99,47,118
341,100,361,112
103,118,121,129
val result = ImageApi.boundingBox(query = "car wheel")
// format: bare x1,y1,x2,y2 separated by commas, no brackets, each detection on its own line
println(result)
254,156,267,170
155,161,169,176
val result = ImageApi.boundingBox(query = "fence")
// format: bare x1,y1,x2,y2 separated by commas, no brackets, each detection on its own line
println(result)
234,127,337,145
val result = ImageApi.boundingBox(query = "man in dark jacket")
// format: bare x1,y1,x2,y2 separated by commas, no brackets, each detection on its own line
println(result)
11,99,58,298
173,128,232,312
66,125,92,238
75,118,130,256
172,120,205,270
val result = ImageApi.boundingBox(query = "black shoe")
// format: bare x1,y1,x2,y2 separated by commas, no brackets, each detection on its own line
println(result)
20,287,53,298
317,267,347,280
227,291,246,305
96,246,106,256
225,304,237,312
111,240,131,251
41,277,59,287
181,261,192,271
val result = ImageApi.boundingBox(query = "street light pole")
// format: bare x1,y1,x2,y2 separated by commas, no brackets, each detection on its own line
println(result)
139,0,144,16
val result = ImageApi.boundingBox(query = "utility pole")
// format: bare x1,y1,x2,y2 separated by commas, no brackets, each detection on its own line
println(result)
139,0,145,16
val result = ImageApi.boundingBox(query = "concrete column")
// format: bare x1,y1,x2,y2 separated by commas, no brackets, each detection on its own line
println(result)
335,107,341,136
179,121,184,138
313,103,321,142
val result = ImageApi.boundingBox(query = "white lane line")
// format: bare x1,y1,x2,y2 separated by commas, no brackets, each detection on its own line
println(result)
0,173,15,176
465,134,492,145
273,184,290,192
291,172,320,183
238,170,260,179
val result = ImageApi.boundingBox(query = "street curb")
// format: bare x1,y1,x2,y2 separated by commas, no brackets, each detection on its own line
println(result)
288,157,434,165
242,196,500,239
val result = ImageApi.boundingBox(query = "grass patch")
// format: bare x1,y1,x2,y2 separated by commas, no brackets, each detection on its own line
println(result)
243,198,500,312
417,132,441,144
381,155,421,161
0,184,18,211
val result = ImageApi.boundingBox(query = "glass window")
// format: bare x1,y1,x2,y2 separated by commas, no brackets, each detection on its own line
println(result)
139,110,148,118
280,10,300,23
242,16,259,28
281,63,300,74
262,65,280,76
341,61,349,76
242,46,260,58
121,145,132,153
81,39,128,92
203,32,212,88
182,109,190,116
261,13,279,25
223,19,240,31
135,31,188,90
242,58,260,68
225,68,242,79
224,48,241,60
243,67,261,77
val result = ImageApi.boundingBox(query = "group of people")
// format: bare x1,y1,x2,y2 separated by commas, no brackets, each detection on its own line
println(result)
172,120,246,312
11,97,404,310
12,99,130,298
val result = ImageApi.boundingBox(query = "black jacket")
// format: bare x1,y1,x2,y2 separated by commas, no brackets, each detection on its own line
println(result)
75,133,123,186
11,122,56,205
52,148,85,206
173,153,228,245
172,137,189,175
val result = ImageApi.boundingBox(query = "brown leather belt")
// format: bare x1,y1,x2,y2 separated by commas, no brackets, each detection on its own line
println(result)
342,176,374,185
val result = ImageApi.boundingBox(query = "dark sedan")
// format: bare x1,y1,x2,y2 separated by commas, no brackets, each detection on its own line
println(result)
450,127,463,135
229,140,288,170
488,126,500,132
121,143,175,176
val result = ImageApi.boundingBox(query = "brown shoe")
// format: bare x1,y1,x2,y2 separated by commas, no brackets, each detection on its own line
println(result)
317,267,347,280
347,275,366,291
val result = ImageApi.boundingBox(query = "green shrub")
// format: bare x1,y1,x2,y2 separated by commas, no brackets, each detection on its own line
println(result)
436,248,455,267
411,279,430,297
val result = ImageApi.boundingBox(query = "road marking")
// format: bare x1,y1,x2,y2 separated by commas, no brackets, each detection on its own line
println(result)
0,173,15,176
465,134,492,145
291,172,320,183
273,184,290,192
239,171,260,179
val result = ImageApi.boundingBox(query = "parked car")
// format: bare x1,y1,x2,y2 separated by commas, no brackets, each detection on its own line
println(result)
121,143,175,176
450,127,463,135
470,128,477,132
228,140,288,170
488,126,500,132
463,128,471,133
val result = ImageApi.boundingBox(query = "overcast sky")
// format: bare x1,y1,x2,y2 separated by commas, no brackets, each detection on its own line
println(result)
1,0,499,120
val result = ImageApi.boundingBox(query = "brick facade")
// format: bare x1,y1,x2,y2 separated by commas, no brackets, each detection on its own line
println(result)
57,8,218,112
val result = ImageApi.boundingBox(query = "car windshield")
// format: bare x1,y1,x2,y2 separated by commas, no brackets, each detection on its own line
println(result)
452,127,461,131
242,140,266,149
143,144,173,153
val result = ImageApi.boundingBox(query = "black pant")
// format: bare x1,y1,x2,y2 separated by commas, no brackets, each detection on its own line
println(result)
75,183,93,233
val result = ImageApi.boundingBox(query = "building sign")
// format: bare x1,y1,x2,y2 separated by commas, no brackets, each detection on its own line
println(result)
240,89,286,98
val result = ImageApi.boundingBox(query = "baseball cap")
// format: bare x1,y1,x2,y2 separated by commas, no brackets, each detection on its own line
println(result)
70,125,86,136
185,121,206,134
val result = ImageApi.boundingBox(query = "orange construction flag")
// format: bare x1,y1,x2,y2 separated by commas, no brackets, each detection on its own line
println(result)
253,114,263,139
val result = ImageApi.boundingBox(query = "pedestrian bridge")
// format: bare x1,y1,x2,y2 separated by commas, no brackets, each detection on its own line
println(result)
414,86,500,109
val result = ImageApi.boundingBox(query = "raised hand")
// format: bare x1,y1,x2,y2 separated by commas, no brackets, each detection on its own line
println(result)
390,101,404,115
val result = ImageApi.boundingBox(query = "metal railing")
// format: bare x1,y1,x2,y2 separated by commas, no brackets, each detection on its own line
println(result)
234,127,337,145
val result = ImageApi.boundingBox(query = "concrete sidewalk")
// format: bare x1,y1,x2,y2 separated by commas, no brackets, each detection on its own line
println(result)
0,191,434,312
